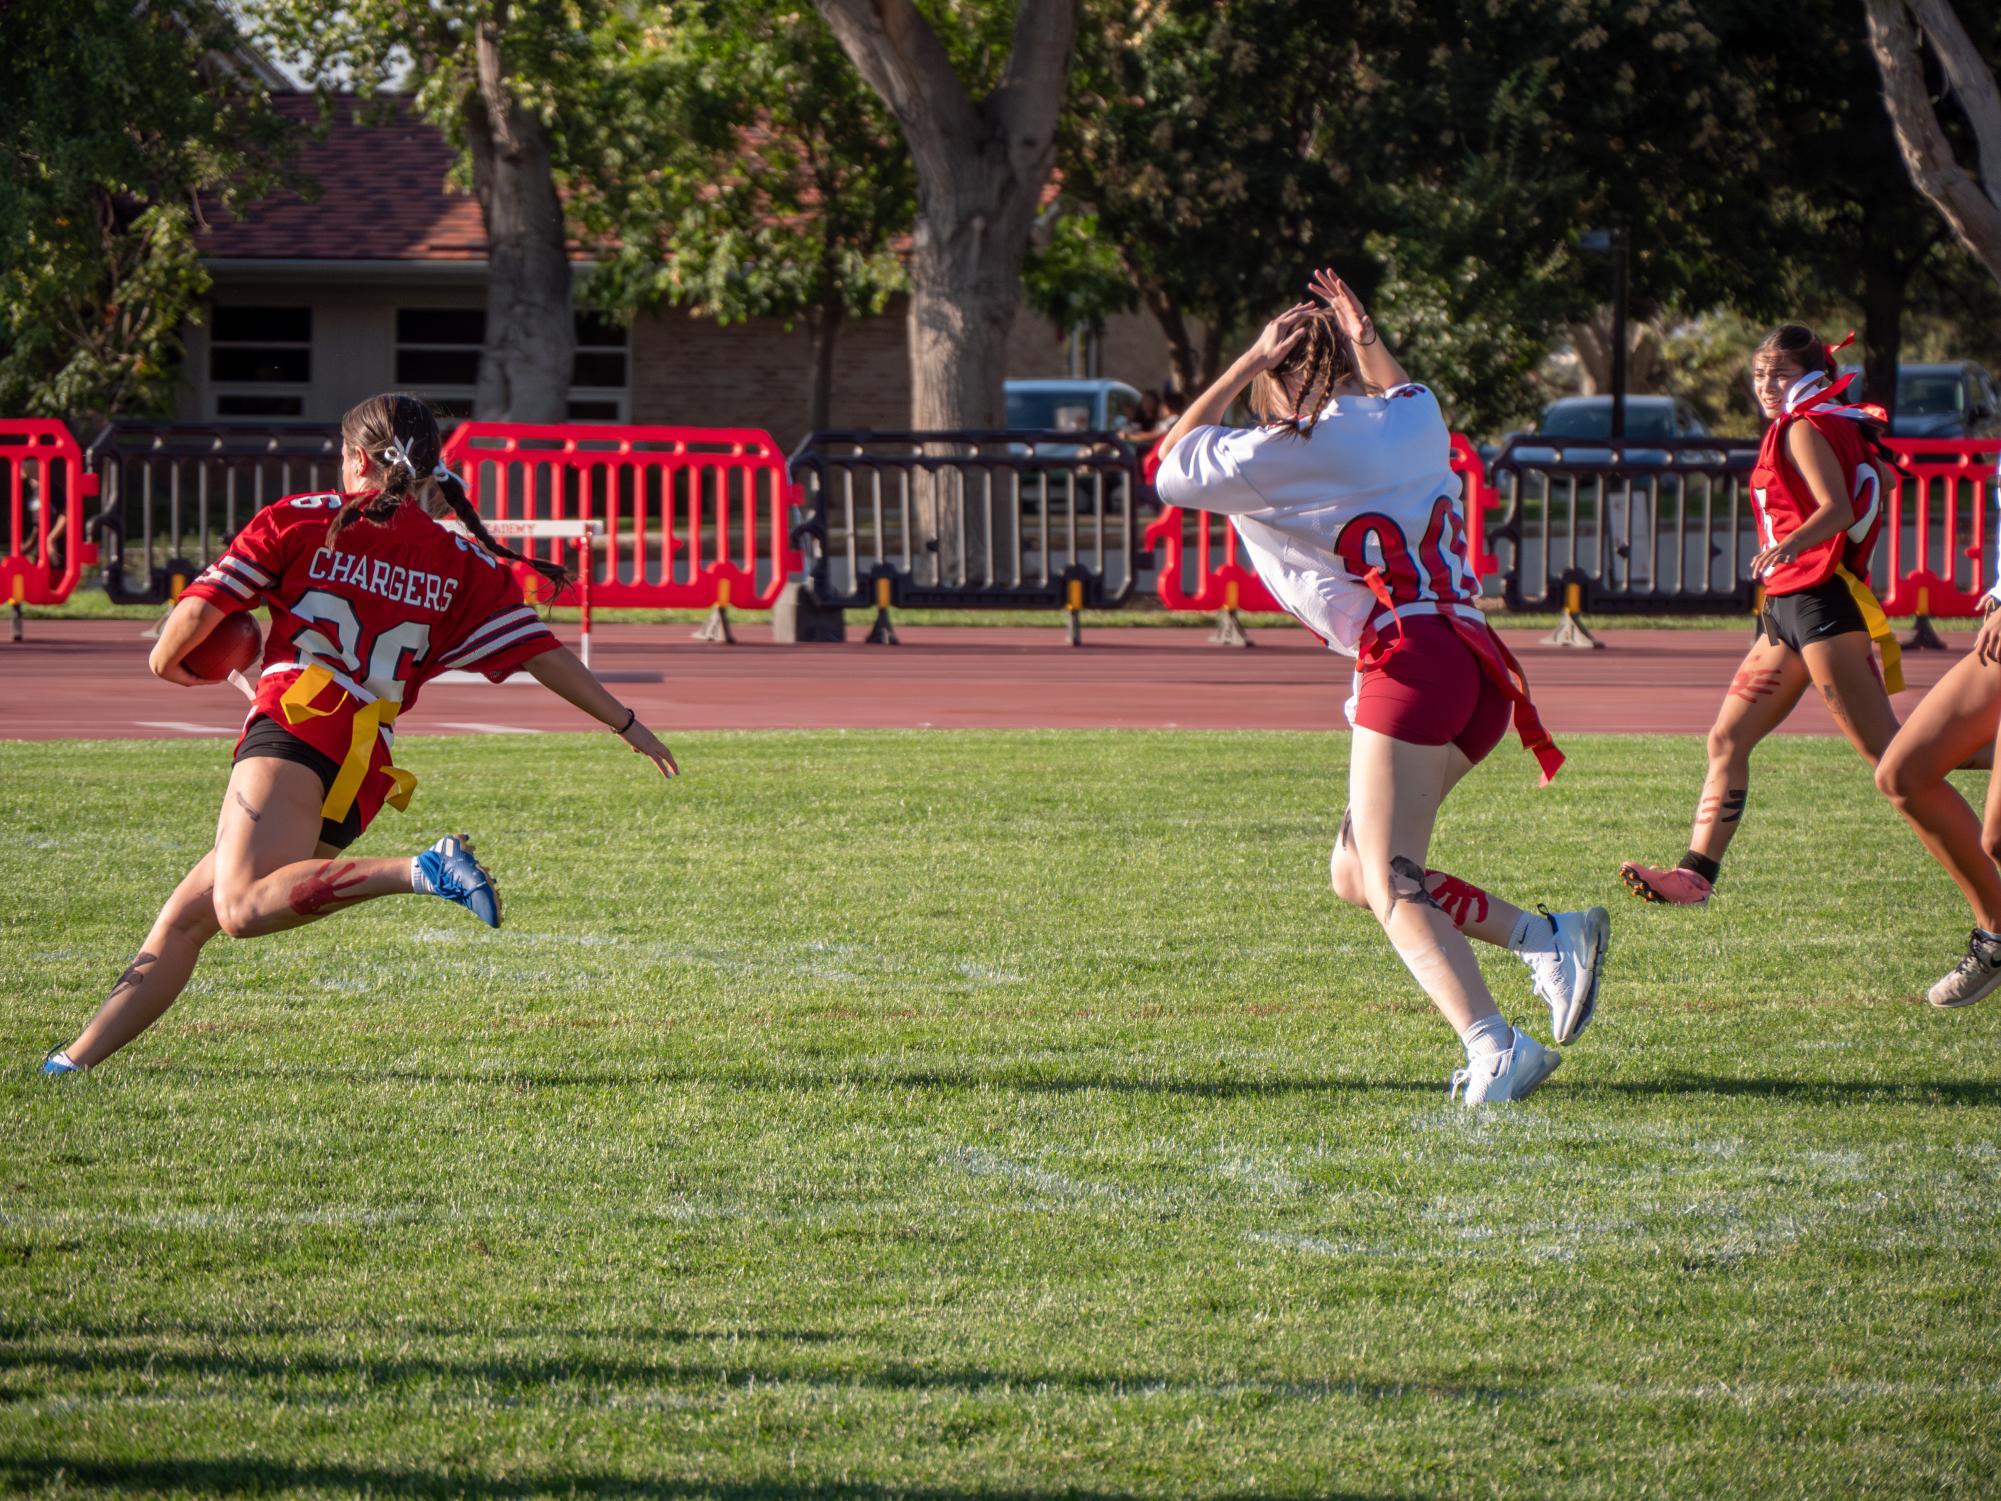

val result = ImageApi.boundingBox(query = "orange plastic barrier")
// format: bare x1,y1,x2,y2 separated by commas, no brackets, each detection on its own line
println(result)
440,423,804,608
1,420,98,608
1874,437,2001,617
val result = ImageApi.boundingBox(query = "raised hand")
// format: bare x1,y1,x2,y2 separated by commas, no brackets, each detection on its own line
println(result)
1243,302,1316,373
1308,267,1373,346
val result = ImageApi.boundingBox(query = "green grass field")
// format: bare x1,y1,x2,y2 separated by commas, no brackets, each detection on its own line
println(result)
4,730,2000,1498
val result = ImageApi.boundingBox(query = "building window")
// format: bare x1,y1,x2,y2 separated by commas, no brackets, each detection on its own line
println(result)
570,312,628,422
396,308,485,392
210,305,310,418
394,308,628,421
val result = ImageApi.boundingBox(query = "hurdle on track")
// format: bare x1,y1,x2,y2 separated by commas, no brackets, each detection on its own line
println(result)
442,517,602,671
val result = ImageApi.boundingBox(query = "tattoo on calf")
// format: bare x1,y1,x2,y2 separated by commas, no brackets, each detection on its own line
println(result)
1695,787,1748,827
1423,870,1489,929
1387,855,1442,912
1818,681,1853,727
289,860,368,917
1729,668,1787,703
107,951,159,998
231,790,262,823
1336,808,1354,851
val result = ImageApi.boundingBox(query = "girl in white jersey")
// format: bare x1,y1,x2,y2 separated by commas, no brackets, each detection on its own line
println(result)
1156,268,1609,1105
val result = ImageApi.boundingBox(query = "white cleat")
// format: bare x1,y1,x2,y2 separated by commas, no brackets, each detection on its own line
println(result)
1450,1029,1561,1106
1522,906,1611,1045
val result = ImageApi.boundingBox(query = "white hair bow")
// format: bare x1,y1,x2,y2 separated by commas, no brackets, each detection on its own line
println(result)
380,437,417,475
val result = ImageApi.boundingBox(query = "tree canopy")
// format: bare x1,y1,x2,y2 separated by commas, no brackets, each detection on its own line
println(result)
0,0,293,424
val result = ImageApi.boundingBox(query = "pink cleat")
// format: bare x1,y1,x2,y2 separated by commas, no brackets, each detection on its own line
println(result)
1619,861,1712,906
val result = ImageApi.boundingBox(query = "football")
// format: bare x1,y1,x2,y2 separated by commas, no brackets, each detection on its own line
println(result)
179,611,263,682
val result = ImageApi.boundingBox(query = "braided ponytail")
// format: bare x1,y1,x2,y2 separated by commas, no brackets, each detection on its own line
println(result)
1248,309,1378,437
335,391,572,596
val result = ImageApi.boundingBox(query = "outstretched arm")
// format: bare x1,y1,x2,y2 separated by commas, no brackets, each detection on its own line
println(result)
524,646,678,778
1308,268,1409,390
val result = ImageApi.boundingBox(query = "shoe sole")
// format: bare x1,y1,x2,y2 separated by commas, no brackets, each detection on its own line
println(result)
1620,864,1708,907
1552,907,1610,1046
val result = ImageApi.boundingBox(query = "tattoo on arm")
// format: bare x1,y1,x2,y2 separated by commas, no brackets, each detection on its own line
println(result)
231,791,262,823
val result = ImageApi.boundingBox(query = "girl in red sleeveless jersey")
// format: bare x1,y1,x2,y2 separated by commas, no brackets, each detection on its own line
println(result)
41,393,677,1075
1620,325,1902,906
1156,269,1608,1107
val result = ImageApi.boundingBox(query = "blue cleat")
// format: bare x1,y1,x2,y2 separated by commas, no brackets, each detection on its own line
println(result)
40,1049,82,1077
415,833,502,929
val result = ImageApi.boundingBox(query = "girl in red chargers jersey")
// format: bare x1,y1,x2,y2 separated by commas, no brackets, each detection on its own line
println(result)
41,393,677,1076
1620,325,1902,907
1155,267,1608,1107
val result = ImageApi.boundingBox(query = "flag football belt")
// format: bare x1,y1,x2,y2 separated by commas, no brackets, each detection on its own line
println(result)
1833,565,1903,695
278,665,419,822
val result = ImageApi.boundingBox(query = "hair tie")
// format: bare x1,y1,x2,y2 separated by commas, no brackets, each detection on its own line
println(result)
1826,330,1857,362
432,461,464,488
380,437,416,476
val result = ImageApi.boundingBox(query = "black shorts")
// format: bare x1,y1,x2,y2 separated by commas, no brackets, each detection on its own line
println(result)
1762,574,1866,654
233,715,364,851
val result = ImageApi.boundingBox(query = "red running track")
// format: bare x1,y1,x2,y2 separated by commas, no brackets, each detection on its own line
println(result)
0,617,1969,740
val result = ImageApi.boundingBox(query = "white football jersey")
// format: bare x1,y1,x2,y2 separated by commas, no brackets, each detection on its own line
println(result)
1156,384,1476,655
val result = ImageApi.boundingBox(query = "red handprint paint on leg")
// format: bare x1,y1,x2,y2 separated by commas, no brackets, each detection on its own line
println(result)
1423,870,1490,929
289,861,368,917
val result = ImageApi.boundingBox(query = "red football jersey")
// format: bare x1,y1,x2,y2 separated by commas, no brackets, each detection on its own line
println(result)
183,492,560,822
1750,399,1885,597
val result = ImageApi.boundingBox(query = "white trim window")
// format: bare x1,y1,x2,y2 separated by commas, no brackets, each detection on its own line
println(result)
395,308,629,423
210,305,312,418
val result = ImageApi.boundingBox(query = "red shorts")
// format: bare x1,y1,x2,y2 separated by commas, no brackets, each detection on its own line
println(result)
1348,614,1512,765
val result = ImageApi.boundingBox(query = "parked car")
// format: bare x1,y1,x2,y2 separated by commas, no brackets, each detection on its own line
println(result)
1505,394,1715,470
1837,361,2001,439
1003,378,1145,436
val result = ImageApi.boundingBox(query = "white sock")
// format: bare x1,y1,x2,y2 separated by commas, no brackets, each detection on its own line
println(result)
1460,1013,1513,1059
1507,910,1551,954
410,854,435,895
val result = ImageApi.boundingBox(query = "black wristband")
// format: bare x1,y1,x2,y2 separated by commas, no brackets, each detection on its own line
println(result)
613,706,636,735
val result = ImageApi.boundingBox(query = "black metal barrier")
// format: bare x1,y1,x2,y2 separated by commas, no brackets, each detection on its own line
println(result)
87,422,341,603
1488,435,1764,614
787,431,1142,640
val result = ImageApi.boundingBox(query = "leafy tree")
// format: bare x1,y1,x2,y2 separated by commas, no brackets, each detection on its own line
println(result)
586,0,916,432
1059,1,1351,398
0,0,292,424
253,0,627,422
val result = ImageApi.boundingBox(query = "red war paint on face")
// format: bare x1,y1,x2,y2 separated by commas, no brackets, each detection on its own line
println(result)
1423,871,1490,929
289,861,368,917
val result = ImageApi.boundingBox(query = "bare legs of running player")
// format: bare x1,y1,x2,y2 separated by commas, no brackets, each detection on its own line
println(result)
1875,645,2001,1005
58,758,417,1068
1623,629,1898,903
1331,728,1590,1100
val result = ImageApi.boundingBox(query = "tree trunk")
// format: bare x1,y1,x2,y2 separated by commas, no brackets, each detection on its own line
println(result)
809,298,842,433
1866,0,2001,290
814,0,1076,582
1859,243,1908,419
465,12,574,424
1141,284,1201,397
